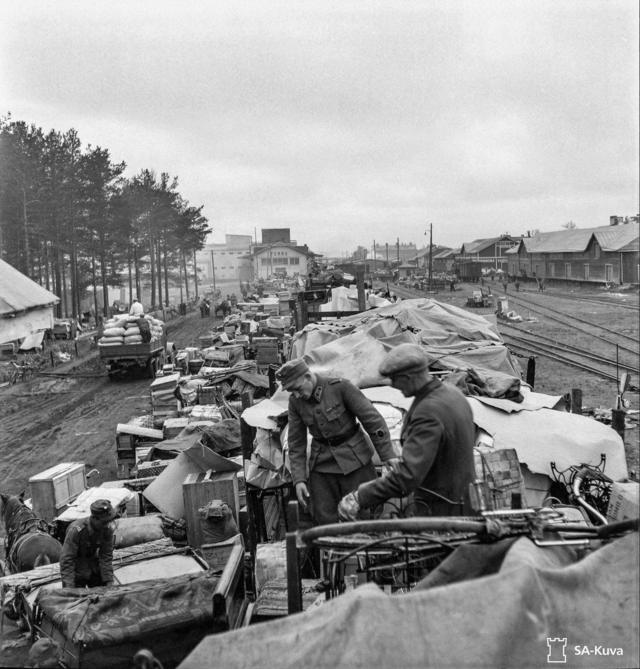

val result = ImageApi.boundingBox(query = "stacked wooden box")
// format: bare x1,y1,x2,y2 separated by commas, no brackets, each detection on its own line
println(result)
253,337,280,365
29,463,86,521
150,373,181,417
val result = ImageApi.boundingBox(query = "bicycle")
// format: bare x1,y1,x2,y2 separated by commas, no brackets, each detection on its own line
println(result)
285,508,638,613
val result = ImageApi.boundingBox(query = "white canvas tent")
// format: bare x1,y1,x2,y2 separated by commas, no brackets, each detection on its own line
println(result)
0,259,60,345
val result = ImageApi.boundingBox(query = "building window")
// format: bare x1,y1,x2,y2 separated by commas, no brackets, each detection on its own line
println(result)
261,258,269,266
605,264,613,282
594,245,600,259
290,257,300,265
565,263,571,278
583,264,589,280
549,263,555,277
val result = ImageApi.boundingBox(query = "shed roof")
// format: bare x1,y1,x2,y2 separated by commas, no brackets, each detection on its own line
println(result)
0,259,60,317
522,223,638,253
594,223,639,251
460,237,501,254
433,248,457,259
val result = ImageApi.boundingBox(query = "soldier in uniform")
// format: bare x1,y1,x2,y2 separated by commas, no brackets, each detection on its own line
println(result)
59,499,116,588
277,358,397,525
338,343,476,521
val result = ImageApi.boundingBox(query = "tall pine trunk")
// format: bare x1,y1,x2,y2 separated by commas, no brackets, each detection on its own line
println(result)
91,251,99,321
156,239,163,308
128,248,133,305
182,251,190,302
193,250,199,299
163,241,169,306
149,233,156,308
60,251,68,317
100,250,109,316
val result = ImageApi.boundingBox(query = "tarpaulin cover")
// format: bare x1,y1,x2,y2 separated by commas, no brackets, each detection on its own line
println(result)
290,298,521,387
36,570,218,648
179,533,639,669
468,398,629,481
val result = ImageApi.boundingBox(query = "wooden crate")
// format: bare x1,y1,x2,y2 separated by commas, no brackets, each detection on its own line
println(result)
474,448,526,510
29,463,86,521
182,471,240,548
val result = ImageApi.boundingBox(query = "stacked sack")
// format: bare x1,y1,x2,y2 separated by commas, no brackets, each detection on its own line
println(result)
99,315,128,346
146,315,164,338
98,314,165,346
123,317,143,344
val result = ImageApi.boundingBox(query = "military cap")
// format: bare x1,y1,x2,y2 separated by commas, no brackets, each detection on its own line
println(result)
276,358,310,388
379,343,430,377
90,499,116,520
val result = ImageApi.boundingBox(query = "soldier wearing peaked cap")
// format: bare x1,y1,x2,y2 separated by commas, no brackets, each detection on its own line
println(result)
60,499,116,588
277,358,397,525
339,343,476,521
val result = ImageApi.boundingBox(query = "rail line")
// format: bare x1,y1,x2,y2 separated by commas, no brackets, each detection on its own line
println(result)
517,287,639,312
502,337,626,385
505,293,639,353
500,325,639,378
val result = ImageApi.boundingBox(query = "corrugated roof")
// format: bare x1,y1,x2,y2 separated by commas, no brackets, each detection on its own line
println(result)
0,259,60,316
594,223,639,251
460,237,501,254
433,248,457,259
618,238,639,253
522,223,639,253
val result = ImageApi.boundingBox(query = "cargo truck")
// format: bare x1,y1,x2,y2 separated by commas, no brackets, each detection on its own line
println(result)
99,333,167,378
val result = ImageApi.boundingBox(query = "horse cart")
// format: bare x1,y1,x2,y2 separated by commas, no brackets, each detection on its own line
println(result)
99,334,167,379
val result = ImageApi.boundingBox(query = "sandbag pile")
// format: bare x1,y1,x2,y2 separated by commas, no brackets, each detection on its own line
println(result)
98,314,164,346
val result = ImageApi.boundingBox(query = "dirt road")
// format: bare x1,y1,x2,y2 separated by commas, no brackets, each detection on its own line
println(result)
0,308,221,495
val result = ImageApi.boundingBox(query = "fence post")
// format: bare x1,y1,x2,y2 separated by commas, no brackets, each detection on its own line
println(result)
526,356,536,388
611,409,626,439
570,388,582,414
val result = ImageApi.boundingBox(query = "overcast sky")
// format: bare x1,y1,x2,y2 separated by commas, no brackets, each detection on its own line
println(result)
2,1,638,257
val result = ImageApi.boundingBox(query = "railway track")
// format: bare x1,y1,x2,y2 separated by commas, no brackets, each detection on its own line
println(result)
499,323,639,382
505,293,639,353
502,336,637,387
518,288,639,312
499,322,639,372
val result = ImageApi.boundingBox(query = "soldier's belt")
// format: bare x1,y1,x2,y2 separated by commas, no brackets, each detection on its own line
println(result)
313,423,359,447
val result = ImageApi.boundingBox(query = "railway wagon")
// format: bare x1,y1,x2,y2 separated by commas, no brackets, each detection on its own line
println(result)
455,260,483,283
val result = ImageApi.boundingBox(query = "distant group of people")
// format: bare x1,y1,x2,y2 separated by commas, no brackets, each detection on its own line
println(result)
199,297,211,318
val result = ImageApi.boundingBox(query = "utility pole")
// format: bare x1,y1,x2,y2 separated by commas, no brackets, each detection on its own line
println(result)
428,223,433,289
385,243,389,266
210,248,216,294
396,237,400,265
373,240,377,277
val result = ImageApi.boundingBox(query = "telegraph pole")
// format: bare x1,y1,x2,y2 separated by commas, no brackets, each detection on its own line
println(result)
428,223,433,289
210,248,216,294
373,239,377,276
